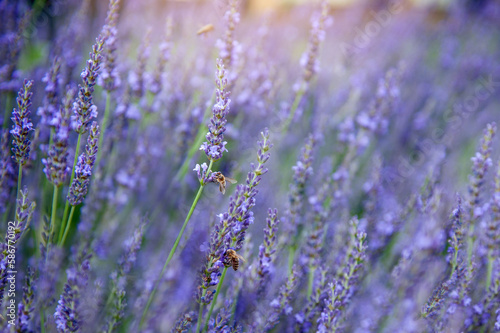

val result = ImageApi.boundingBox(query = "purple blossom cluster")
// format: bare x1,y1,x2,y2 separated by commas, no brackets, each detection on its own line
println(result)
199,59,231,162
67,122,100,206
1,0,500,331
200,129,272,298
72,36,105,135
10,79,34,166
42,87,75,186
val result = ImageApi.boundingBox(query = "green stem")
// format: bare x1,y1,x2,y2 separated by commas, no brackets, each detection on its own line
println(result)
288,245,296,273
47,185,59,246
59,205,76,247
95,91,110,169
3,92,13,129
15,165,22,213
282,86,306,135
486,251,494,290
40,307,45,333
196,289,207,333
307,266,316,298
203,267,229,333
467,224,474,268
139,160,214,329
59,133,82,243
175,92,215,182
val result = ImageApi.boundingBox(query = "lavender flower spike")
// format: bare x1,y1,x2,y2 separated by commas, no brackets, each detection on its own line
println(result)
317,217,367,332
256,208,280,294
264,265,300,331
98,0,121,92
72,36,105,134
10,79,34,166
17,267,35,332
54,252,92,332
42,87,75,186
300,0,329,84
67,122,100,206
200,59,231,162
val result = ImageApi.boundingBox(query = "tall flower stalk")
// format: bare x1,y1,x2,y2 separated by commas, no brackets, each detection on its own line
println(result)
59,122,100,246
283,0,329,133
43,87,74,245
197,129,273,332
466,123,496,267
96,0,121,170
10,79,34,207
60,35,105,244
139,59,231,329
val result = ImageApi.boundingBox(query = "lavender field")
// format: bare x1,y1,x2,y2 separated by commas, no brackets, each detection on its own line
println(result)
1,0,500,331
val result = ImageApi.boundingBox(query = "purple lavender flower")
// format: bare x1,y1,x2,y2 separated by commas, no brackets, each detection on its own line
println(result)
0,189,34,309
42,87,75,187
295,267,328,332
98,0,121,92
67,122,100,206
487,161,500,259
17,267,35,332
264,265,299,331
448,195,464,274
282,135,315,258
256,208,280,294
10,79,34,166
103,220,146,332
72,36,105,134
193,163,214,185
468,122,496,218
317,217,366,332
216,0,241,70
200,129,272,299
0,129,15,212
37,57,61,127
172,311,196,333
300,1,329,84
199,59,231,162
467,122,497,264
54,252,92,333
150,18,172,95
129,28,151,99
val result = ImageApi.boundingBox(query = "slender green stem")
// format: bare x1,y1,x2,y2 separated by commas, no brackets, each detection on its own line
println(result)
203,267,229,333
139,160,214,329
59,133,82,243
59,205,76,247
196,289,207,333
175,92,215,182
96,91,111,168
282,86,306,135
467,224,475,268
288,245,296,273
40,307,45,333
486,251,494,290
48,185,59,246
15,166,23,213
3,92,13,129
307,266,316,298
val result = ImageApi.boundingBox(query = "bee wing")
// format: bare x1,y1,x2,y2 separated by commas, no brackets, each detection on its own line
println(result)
197,24,214,35
236,254,246,262
225,177,237,184
219,182,226,194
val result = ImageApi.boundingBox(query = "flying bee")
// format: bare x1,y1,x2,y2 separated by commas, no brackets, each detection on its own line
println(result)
224,249,245,271
212,171,237,195
197,24,214,36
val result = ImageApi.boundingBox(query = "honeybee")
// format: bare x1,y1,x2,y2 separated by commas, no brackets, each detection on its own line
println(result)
213,172,237,195
197,24,215,36
224,249,245,271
